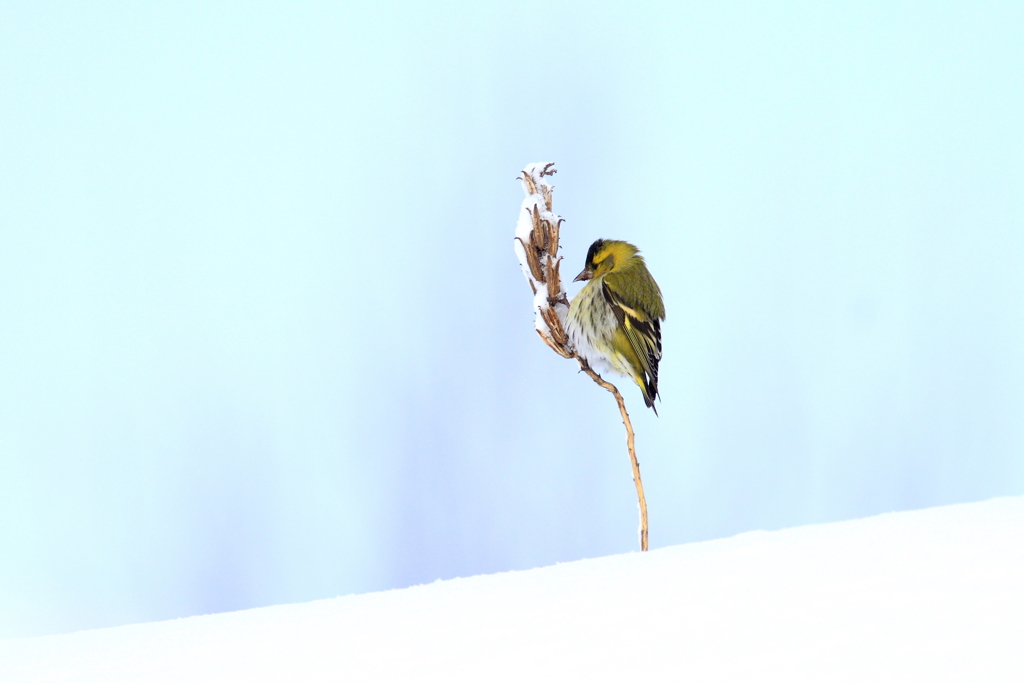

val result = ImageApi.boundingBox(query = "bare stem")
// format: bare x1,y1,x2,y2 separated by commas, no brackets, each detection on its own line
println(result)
580,363,649,552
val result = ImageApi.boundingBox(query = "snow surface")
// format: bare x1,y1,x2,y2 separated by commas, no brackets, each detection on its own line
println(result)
3,497,1023,682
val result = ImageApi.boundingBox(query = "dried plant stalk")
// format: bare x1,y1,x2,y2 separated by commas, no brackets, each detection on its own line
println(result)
513,162,650,552
579,365,648,551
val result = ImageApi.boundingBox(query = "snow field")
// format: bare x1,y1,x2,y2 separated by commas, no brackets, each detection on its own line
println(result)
2,497,1023,682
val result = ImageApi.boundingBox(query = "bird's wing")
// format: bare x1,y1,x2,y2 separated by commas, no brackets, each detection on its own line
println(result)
601,279,662,382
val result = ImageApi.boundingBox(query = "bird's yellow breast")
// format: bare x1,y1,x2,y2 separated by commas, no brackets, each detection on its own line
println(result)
566,276,633,378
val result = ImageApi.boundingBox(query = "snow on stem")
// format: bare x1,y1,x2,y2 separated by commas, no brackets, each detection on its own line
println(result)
514,162,649,552
514,162,571,357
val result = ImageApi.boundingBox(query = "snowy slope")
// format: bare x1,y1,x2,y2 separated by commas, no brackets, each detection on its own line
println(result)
3,497,1023,682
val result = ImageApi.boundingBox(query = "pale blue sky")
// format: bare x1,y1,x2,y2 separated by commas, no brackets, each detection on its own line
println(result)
1,1,1022,638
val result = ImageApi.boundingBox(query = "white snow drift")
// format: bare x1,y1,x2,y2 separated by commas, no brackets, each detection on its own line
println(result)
3,497,1023,682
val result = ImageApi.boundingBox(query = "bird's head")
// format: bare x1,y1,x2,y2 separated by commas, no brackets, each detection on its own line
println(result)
573,239,640,282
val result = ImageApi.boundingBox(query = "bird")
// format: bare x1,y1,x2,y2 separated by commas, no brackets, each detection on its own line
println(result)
566,239,665,412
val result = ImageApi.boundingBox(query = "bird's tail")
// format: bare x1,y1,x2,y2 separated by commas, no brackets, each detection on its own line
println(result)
637,372,659,416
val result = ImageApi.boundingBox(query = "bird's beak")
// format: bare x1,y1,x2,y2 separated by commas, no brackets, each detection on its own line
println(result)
573,267,593,282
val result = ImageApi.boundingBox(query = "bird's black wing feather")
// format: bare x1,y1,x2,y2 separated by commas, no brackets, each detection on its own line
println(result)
602,281,662,408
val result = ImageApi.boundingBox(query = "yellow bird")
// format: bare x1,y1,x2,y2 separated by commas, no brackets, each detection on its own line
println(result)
566,239,666,412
